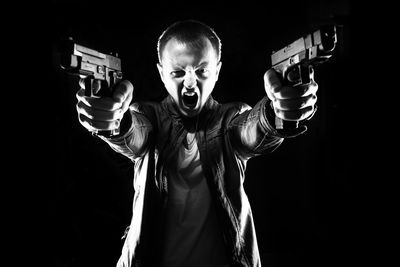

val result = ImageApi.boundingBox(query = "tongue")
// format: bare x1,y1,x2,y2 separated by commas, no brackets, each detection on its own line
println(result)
183,94,198,108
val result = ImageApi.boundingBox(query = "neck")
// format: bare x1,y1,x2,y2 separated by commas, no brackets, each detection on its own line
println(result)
183,115,199,133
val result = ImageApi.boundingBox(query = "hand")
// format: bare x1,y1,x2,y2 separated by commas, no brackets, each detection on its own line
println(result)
264,68,318,122
76,79,134,133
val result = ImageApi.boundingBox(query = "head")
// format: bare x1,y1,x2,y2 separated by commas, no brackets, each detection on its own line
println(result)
157,20,222,117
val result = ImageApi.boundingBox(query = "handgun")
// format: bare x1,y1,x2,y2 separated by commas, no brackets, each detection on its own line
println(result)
271,25,337,130
60,38,123,137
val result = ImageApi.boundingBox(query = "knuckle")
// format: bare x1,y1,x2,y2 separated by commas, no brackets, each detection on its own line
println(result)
264,70,270,80
76,102,84,114
272,99,280,109
79,78,86,89
120,80,133,92
76,89,84,99
311,95,318,104
110,102,120,111
300,107,313,120
112,110,121,121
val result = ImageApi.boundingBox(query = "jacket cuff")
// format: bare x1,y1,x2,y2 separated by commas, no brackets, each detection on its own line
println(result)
262,97,308,138
98,111,134,143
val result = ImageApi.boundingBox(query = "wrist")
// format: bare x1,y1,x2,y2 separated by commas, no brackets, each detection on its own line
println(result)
265,99,308,138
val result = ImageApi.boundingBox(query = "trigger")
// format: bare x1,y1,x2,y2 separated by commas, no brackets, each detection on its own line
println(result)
287,65,312,85
92,79,102,95
84,78,102,97
287,65,301,83
300,65,312,85
84,78,92,97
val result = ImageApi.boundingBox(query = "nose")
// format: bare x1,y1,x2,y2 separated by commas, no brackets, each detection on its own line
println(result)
183,71,197,89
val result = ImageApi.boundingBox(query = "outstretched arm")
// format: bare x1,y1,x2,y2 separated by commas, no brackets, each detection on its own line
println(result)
228,68,318,159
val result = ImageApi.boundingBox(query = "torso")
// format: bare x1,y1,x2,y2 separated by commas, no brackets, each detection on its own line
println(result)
161,131,229,267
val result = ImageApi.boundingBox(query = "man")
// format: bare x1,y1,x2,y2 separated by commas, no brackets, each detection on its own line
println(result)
75,19,318,267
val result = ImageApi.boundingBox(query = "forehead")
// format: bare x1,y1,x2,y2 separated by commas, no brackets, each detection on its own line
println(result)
161,37,218,66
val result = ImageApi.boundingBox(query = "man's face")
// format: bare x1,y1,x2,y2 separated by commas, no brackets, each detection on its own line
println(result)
157,37,221,118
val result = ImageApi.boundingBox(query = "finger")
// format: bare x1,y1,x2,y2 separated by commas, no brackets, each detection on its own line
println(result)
78,77,101,88
286,65,315,84
79,78,86,89
309,65,315,82
120,93,133,114
113,80,134,103
264,68,282,100
76,101,124,122
273,94,317,111
274,105,315,121
77,113,96,132
273,82,318,99
78,113,121,131
92,79,102,95
287,67,301,83
76,89,123,111
113,80,134,114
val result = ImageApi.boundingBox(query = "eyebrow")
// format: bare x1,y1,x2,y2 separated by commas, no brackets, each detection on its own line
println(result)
172,61,210,69
196,61,210,68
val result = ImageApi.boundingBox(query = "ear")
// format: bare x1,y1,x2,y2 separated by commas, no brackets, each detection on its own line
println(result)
215,61,222,81
157,63,164,83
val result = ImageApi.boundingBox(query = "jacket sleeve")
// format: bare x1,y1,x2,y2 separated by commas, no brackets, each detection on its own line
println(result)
228,96,305,159
98,102,153,161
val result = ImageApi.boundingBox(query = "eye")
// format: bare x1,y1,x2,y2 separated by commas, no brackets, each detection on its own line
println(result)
171,70,185,78
196,68,209,76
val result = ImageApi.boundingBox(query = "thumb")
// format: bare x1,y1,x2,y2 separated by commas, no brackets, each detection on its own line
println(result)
113,80,134,103
264,68,282,101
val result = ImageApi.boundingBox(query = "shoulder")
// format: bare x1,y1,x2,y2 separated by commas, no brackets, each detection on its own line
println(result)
129,101,163,126
130,101,162,113
205,100,252,128
218,101,252,116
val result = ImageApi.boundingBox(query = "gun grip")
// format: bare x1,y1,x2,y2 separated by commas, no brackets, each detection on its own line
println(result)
93,128,120,137
95,73,123,137
84,77,92,97
84,77,113,97
277,64,313,130
83,73,123,138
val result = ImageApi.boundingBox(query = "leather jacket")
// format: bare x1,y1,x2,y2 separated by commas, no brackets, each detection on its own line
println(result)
100,95,302,267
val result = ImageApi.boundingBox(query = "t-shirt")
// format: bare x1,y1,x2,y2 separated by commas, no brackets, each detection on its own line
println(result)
160,131,229,267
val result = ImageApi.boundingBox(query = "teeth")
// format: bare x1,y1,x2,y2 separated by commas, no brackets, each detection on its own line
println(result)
183,92,196,96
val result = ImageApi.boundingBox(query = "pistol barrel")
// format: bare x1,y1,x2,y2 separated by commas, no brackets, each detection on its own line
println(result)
271,25,336,67
60,39,122,79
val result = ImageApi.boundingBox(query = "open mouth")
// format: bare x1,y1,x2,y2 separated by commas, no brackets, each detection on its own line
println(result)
182,91,198,108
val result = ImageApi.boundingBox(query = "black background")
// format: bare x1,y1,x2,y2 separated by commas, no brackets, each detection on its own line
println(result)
45,1,354,266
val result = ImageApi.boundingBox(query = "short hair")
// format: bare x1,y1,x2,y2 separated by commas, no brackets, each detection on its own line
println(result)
157,19,222,63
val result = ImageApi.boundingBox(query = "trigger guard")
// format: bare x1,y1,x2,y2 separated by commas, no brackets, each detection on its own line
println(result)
285,64,301,84
84,77,93,97
285,64,312,85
